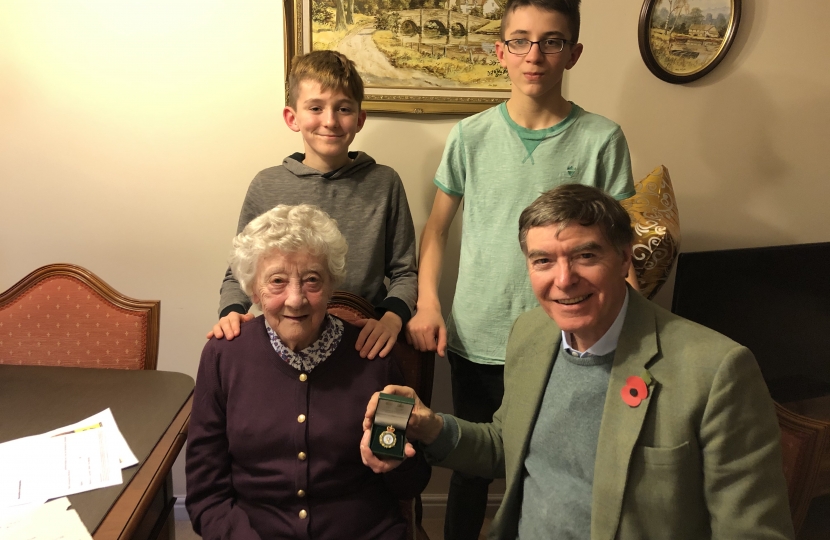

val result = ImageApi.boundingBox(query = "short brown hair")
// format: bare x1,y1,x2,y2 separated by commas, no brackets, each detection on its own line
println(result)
518,184,632,254
287,50,364,109
500,0,580,43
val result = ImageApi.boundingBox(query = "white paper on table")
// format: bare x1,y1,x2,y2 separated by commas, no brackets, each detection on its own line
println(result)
44,408,138,468
0,435,46,507
0,498,47,523
0,423,123,507
0,497,93,540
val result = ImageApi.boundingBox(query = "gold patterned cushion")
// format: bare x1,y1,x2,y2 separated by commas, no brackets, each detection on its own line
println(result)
620,165,681,299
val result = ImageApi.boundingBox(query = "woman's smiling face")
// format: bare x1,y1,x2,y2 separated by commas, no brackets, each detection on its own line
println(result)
251,249,333,352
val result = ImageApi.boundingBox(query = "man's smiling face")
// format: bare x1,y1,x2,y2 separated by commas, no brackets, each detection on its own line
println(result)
525,223,631,351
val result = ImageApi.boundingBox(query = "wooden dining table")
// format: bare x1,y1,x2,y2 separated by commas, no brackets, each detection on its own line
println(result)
0,365,194,539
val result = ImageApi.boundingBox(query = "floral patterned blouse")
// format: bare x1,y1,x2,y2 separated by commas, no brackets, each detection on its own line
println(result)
264,314,344,372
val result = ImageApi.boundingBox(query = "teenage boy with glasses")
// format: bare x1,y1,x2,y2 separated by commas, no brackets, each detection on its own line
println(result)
405,1,637,538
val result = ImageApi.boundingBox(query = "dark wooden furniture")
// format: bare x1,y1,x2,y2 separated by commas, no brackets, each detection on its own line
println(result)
672,243,830,535
0,263,160,370
0,365,194,539
671,243,830,403
776,402,830,535
327,291,434,540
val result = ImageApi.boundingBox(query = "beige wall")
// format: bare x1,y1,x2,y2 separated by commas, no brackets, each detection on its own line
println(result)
576,1,830,307
2,0,829,502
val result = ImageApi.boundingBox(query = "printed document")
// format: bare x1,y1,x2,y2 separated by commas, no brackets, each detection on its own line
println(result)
0,408,135,508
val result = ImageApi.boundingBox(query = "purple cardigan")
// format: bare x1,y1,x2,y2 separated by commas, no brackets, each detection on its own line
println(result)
186,316,430,540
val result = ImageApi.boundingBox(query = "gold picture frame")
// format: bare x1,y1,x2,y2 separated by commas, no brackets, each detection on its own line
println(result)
285,0,511,114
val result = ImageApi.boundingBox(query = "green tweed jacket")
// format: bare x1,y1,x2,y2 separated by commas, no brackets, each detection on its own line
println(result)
437,290,794,540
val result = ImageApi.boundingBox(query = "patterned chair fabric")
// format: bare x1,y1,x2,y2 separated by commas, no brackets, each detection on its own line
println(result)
620,165,681,300
0,264,160,370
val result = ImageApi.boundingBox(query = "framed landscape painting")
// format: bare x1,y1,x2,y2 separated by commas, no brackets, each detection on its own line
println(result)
285,0,511,114
638,0,741,84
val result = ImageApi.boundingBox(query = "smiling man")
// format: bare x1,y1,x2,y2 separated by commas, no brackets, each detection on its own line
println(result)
363,184,794,540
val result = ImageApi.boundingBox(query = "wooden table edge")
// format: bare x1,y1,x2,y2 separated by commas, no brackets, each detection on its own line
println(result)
93,393,193,539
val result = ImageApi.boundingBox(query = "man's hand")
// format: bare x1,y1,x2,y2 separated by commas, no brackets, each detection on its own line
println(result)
406,306,447,357
361,385,443,474
359,428,416,474
363,385,444,444
354,311,402,359
206,312,255,340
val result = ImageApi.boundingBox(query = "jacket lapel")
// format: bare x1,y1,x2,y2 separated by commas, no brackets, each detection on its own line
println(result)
509,319,561,461
499,314,561,537
591,291,660,540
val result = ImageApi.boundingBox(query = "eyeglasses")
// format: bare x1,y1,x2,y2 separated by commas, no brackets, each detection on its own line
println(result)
503,38,573,55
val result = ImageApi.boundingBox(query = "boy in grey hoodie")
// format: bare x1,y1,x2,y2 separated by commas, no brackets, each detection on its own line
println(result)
208,50,416,360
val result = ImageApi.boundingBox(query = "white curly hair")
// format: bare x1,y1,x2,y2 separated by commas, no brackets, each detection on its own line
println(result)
229,204,348,299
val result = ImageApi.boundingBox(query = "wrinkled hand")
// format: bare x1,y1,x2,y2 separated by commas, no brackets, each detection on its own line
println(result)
405,306,447,357
359,428,416,474
354,312,402,359
362,385,444,445
206,311,255,341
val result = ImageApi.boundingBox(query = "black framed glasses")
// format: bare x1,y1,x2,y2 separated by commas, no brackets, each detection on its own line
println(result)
503,38,572,55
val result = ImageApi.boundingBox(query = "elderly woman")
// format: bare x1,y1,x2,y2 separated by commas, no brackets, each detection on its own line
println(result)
186,204,430,540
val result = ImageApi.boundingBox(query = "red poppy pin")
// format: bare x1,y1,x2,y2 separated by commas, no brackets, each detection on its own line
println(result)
621,370,654,408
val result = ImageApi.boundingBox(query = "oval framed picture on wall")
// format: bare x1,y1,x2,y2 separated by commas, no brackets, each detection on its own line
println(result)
638,0,741,84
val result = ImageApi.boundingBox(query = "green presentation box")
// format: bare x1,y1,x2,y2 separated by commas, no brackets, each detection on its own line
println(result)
370,393,415,459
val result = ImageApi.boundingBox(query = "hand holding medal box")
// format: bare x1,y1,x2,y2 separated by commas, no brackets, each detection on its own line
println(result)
369,393,415,459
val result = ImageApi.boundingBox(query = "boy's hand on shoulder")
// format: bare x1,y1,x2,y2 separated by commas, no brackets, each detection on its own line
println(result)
354,311,402,360
206,312,255,341
406,307,447,357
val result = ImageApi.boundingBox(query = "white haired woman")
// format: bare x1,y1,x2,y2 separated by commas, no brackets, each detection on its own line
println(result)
186,204,430,540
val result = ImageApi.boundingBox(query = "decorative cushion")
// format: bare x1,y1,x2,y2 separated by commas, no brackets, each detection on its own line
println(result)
620,165,681,299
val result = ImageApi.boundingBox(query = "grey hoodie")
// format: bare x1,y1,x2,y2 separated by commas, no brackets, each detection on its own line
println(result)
218,152,417,323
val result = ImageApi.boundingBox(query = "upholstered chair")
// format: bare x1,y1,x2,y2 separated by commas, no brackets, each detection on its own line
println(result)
0,264,159,370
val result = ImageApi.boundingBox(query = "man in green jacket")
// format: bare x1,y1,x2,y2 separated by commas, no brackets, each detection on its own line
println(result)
362,184,794,540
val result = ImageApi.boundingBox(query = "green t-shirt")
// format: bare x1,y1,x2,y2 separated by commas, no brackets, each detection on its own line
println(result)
434,102,635,365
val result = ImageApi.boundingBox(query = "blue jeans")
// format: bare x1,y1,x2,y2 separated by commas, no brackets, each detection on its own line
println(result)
444,351,505,540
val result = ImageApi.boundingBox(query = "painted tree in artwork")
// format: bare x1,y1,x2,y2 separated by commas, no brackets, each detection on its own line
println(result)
334,0,348,30
312,0,335,25
688,7,704,27
715,13,728,36
346,0,355,24
661,0,690,46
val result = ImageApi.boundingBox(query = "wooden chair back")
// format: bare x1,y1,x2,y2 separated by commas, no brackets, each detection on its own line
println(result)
0,264,160,370
327,290,433,540
327,291,435,407
775,401,830,535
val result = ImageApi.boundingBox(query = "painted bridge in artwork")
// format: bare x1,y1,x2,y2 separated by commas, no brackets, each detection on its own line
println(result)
396,9,491,36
